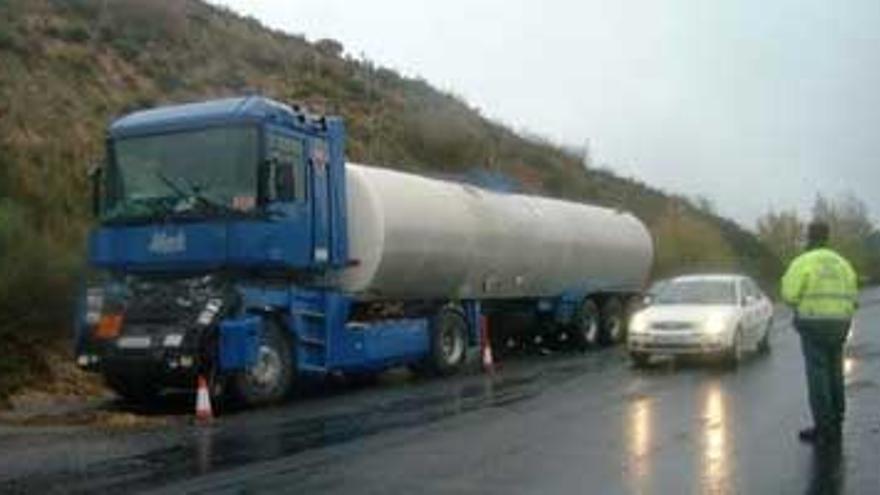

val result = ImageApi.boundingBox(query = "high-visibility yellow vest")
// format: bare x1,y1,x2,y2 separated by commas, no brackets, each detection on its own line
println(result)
781,248,858,320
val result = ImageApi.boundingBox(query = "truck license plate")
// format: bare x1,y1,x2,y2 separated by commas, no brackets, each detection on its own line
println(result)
117,336,152,349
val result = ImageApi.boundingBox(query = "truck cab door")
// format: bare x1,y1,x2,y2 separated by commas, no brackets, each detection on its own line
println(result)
309,138,331,265
257,127,312,267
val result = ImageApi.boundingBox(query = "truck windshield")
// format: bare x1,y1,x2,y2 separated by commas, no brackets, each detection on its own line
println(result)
103,126,259,222
653,280,737,305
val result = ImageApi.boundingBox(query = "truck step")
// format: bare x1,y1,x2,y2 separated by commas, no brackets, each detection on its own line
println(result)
297,363,328,374
291,309,326,319
299,336,326,347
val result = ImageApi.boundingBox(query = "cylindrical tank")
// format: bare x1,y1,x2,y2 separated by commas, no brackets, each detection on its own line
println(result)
333,163,653,301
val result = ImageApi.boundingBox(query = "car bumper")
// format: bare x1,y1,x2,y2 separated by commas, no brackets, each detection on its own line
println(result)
628,334,729,355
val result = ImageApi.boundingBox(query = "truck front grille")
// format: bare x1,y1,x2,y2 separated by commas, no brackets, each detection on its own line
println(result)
123,276,216,324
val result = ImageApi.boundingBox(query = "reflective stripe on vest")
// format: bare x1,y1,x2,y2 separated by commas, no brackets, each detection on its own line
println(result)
801,293,856,301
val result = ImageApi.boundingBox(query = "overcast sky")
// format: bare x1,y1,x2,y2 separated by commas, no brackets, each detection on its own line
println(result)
209,0,880,227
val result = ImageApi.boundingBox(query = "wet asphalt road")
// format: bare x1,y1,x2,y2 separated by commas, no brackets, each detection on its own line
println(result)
2,292,880,494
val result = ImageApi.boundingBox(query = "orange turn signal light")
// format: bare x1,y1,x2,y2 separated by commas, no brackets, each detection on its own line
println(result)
94,314,123,340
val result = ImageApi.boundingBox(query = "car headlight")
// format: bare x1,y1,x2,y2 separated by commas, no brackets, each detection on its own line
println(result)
85,287,105,325
704,313,729,335
629,312,648,335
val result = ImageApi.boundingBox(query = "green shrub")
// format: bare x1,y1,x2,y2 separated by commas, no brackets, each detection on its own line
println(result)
0,200,79,334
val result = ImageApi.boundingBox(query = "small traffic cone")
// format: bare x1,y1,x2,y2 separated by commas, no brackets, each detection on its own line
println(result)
195,375,213,422
480,315,494,373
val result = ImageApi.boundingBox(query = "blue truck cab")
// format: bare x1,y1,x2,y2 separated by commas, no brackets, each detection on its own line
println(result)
76,96,483,405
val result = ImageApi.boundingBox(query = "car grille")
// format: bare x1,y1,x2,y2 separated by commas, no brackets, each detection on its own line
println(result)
651,321,697,331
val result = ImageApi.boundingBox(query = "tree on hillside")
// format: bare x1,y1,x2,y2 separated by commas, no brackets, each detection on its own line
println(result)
756,209,804,265
651,201,737,277
758,194,879,282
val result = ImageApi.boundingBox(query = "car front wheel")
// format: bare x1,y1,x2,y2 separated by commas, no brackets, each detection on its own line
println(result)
757,322,772,354
722,328,743,368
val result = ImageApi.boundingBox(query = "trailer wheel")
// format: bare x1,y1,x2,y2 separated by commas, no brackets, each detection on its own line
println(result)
105,374,159,405
231,317,294,406
572,298,601,351
428,306,468,375
599,298,625,346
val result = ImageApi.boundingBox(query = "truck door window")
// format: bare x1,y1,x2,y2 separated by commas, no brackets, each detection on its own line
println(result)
267,133,306,202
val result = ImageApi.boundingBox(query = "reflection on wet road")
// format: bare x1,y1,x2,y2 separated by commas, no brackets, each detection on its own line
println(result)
700,383,730,494
2,293,880,494
626,397,652,493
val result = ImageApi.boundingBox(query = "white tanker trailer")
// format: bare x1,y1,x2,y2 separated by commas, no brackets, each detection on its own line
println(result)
338,164,652,301
78,96,655,407
334,163,653,354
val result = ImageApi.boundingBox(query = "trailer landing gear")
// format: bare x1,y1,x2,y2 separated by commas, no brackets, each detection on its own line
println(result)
572,299,601,351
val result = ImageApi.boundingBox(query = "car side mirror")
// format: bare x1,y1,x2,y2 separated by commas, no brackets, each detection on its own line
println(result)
743,295,756,306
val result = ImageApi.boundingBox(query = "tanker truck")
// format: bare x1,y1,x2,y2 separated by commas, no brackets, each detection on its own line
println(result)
75,96,653,406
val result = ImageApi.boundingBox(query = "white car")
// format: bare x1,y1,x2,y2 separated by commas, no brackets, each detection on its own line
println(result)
627,274,774,367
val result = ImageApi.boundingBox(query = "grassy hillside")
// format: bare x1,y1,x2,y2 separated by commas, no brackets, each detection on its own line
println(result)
0,0,780,398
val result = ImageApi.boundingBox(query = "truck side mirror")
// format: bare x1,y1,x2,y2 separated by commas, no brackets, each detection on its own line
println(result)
88,163,103,218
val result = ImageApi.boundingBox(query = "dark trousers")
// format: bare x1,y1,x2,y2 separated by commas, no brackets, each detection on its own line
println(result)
795,318,850,433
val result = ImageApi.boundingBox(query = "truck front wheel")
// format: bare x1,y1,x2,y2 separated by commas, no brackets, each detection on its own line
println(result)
428,306,468,375
231,318,294,406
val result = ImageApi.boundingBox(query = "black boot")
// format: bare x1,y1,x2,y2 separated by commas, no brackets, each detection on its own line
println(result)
799,427,821,443
799,426,841,444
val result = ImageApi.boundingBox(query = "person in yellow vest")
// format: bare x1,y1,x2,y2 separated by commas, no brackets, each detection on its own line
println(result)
781,221,858,445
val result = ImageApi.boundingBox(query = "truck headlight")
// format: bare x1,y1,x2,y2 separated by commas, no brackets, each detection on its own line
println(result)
197,298,224,326
85,287,105,325
163,333,184,347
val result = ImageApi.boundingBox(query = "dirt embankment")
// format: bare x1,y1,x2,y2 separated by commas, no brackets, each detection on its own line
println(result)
0,336,167,429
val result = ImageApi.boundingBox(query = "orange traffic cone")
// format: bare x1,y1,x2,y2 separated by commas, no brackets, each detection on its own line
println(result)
195,375,213,422
480,315,494,373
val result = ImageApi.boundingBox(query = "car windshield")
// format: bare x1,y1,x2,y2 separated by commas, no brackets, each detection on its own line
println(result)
103,126,259,222
653,279,737,305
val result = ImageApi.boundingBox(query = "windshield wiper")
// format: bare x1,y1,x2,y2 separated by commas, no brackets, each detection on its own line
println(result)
156,170,190,202
101,196,177,224
156,171,255,218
